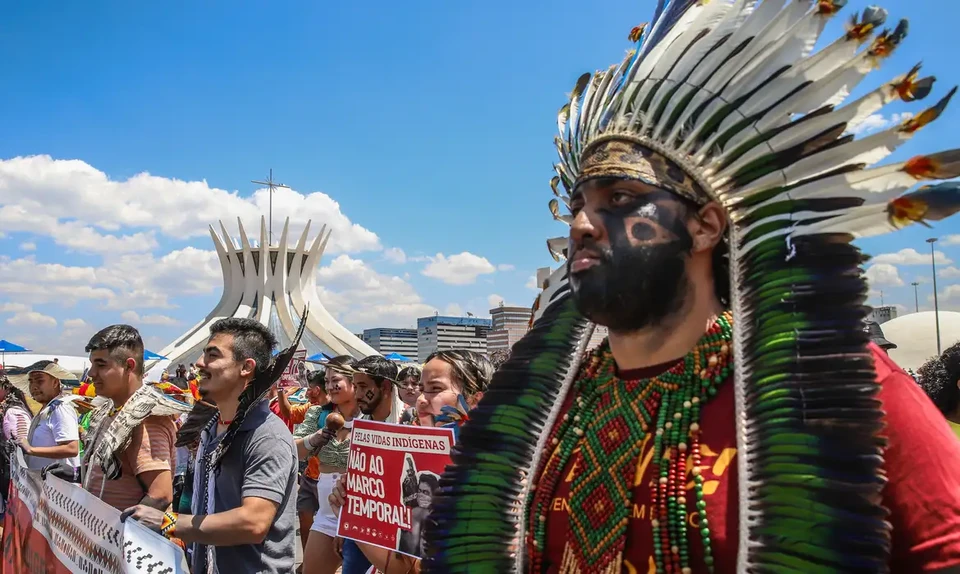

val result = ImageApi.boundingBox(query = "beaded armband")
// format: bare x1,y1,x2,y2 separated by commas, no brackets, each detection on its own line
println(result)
160,511,178,539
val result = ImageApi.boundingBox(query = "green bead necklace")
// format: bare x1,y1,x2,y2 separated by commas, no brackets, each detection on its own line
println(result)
526,312,734,574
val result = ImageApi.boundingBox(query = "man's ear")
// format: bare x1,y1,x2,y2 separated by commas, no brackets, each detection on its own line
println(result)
240,358,257,379
126,357,138,372
690,201,727,254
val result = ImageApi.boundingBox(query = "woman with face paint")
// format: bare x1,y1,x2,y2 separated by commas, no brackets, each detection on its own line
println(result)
327,350,493,573
297,355,361,574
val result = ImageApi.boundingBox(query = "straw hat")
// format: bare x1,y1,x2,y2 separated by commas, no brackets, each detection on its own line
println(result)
6,360,79,394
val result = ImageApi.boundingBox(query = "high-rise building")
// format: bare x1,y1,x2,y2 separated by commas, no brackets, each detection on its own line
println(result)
867,305,899,325
362,328,419,358
488,305,533,353
417,315,492,362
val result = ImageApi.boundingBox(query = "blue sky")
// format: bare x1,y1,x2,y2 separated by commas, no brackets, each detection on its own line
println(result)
1,0,959,355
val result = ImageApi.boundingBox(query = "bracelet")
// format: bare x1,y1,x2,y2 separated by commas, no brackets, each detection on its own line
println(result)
160,511,178,538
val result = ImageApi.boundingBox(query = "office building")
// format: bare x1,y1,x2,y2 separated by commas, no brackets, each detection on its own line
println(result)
488,305,533,353
362,328,419,358
417,315,492,361
867,305,898,325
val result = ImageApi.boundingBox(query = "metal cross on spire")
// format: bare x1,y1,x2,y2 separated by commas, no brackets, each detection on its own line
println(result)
252,169,290,246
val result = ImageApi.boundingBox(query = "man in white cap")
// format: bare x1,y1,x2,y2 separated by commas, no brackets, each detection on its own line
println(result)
11,360,81,475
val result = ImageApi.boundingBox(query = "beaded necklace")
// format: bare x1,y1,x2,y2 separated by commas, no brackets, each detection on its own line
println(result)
526,312,733,574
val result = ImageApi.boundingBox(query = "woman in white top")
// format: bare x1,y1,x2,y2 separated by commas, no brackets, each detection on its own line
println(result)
1,375,33,516
0,376,32,441
296,355,362,574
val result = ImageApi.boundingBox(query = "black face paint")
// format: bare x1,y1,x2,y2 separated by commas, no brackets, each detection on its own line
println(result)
359,384,383,415
569,188,693,332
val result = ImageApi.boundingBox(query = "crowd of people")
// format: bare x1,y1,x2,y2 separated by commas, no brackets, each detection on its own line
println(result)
4,1,960,572
0,318,495,574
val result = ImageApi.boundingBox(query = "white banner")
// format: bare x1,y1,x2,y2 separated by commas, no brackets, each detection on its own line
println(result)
2,448,189,574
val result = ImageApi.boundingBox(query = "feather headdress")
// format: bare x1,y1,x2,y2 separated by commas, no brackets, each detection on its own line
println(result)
423,1,960,572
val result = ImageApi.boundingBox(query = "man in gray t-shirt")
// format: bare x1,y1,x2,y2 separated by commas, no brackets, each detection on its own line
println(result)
195,400,297,572
122,318,298,574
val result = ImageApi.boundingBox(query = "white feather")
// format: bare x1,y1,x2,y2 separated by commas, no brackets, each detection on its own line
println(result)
712,82,901,179
651,0,749,139
789,204,896,238
725,125,913,197
584,66,617,141
717,36,864,153
690,8,827,158
639,0,733,134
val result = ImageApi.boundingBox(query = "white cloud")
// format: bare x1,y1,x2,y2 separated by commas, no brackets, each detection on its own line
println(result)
6,310,57,328
940,266,960,279
120,311,180,326
864,263,904,287
848,112,914,137
487,294,505,309
525,275,540,290
62,318,92,331
444,303,464,316
872,248,952,266
497,264,516,272
421,252,496,285
383,247,407,264
0,302,30,313
943,235,960,247
0,155,380,255
19,242,36,251
317,254,437,328
0,249,220,310
931,285,960,312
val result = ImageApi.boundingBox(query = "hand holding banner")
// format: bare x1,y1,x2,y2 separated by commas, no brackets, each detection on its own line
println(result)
336,419,454,558
1,448,188,574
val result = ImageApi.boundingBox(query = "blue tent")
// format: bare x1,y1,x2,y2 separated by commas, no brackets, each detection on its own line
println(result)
307,353,330,362
0,339,31,366
143,349,167,361
0,340,30,353
384,352,413,362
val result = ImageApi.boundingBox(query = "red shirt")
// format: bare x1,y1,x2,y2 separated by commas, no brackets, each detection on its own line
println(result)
268,398,294,433
540,344,960,572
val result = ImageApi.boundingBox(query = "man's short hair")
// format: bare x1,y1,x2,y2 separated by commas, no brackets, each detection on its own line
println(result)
85,324,145,376
209,318,278,377
355,355,399,386
307,368,326,387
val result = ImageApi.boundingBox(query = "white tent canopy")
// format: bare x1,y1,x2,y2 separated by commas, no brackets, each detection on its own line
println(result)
882,311,960,371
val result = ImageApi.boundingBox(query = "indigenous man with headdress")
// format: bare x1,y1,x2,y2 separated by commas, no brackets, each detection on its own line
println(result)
424,2,960,573
81,325,190,511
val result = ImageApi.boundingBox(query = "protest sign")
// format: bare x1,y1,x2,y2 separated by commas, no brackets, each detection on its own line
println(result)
336,419,455,558
280,348,308,388
1,448,188,574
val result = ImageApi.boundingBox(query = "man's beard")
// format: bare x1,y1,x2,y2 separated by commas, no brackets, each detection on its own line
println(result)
569,239,689,332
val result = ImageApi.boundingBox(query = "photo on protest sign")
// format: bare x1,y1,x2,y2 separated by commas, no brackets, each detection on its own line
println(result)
279,348,308,388
336,419,454,558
